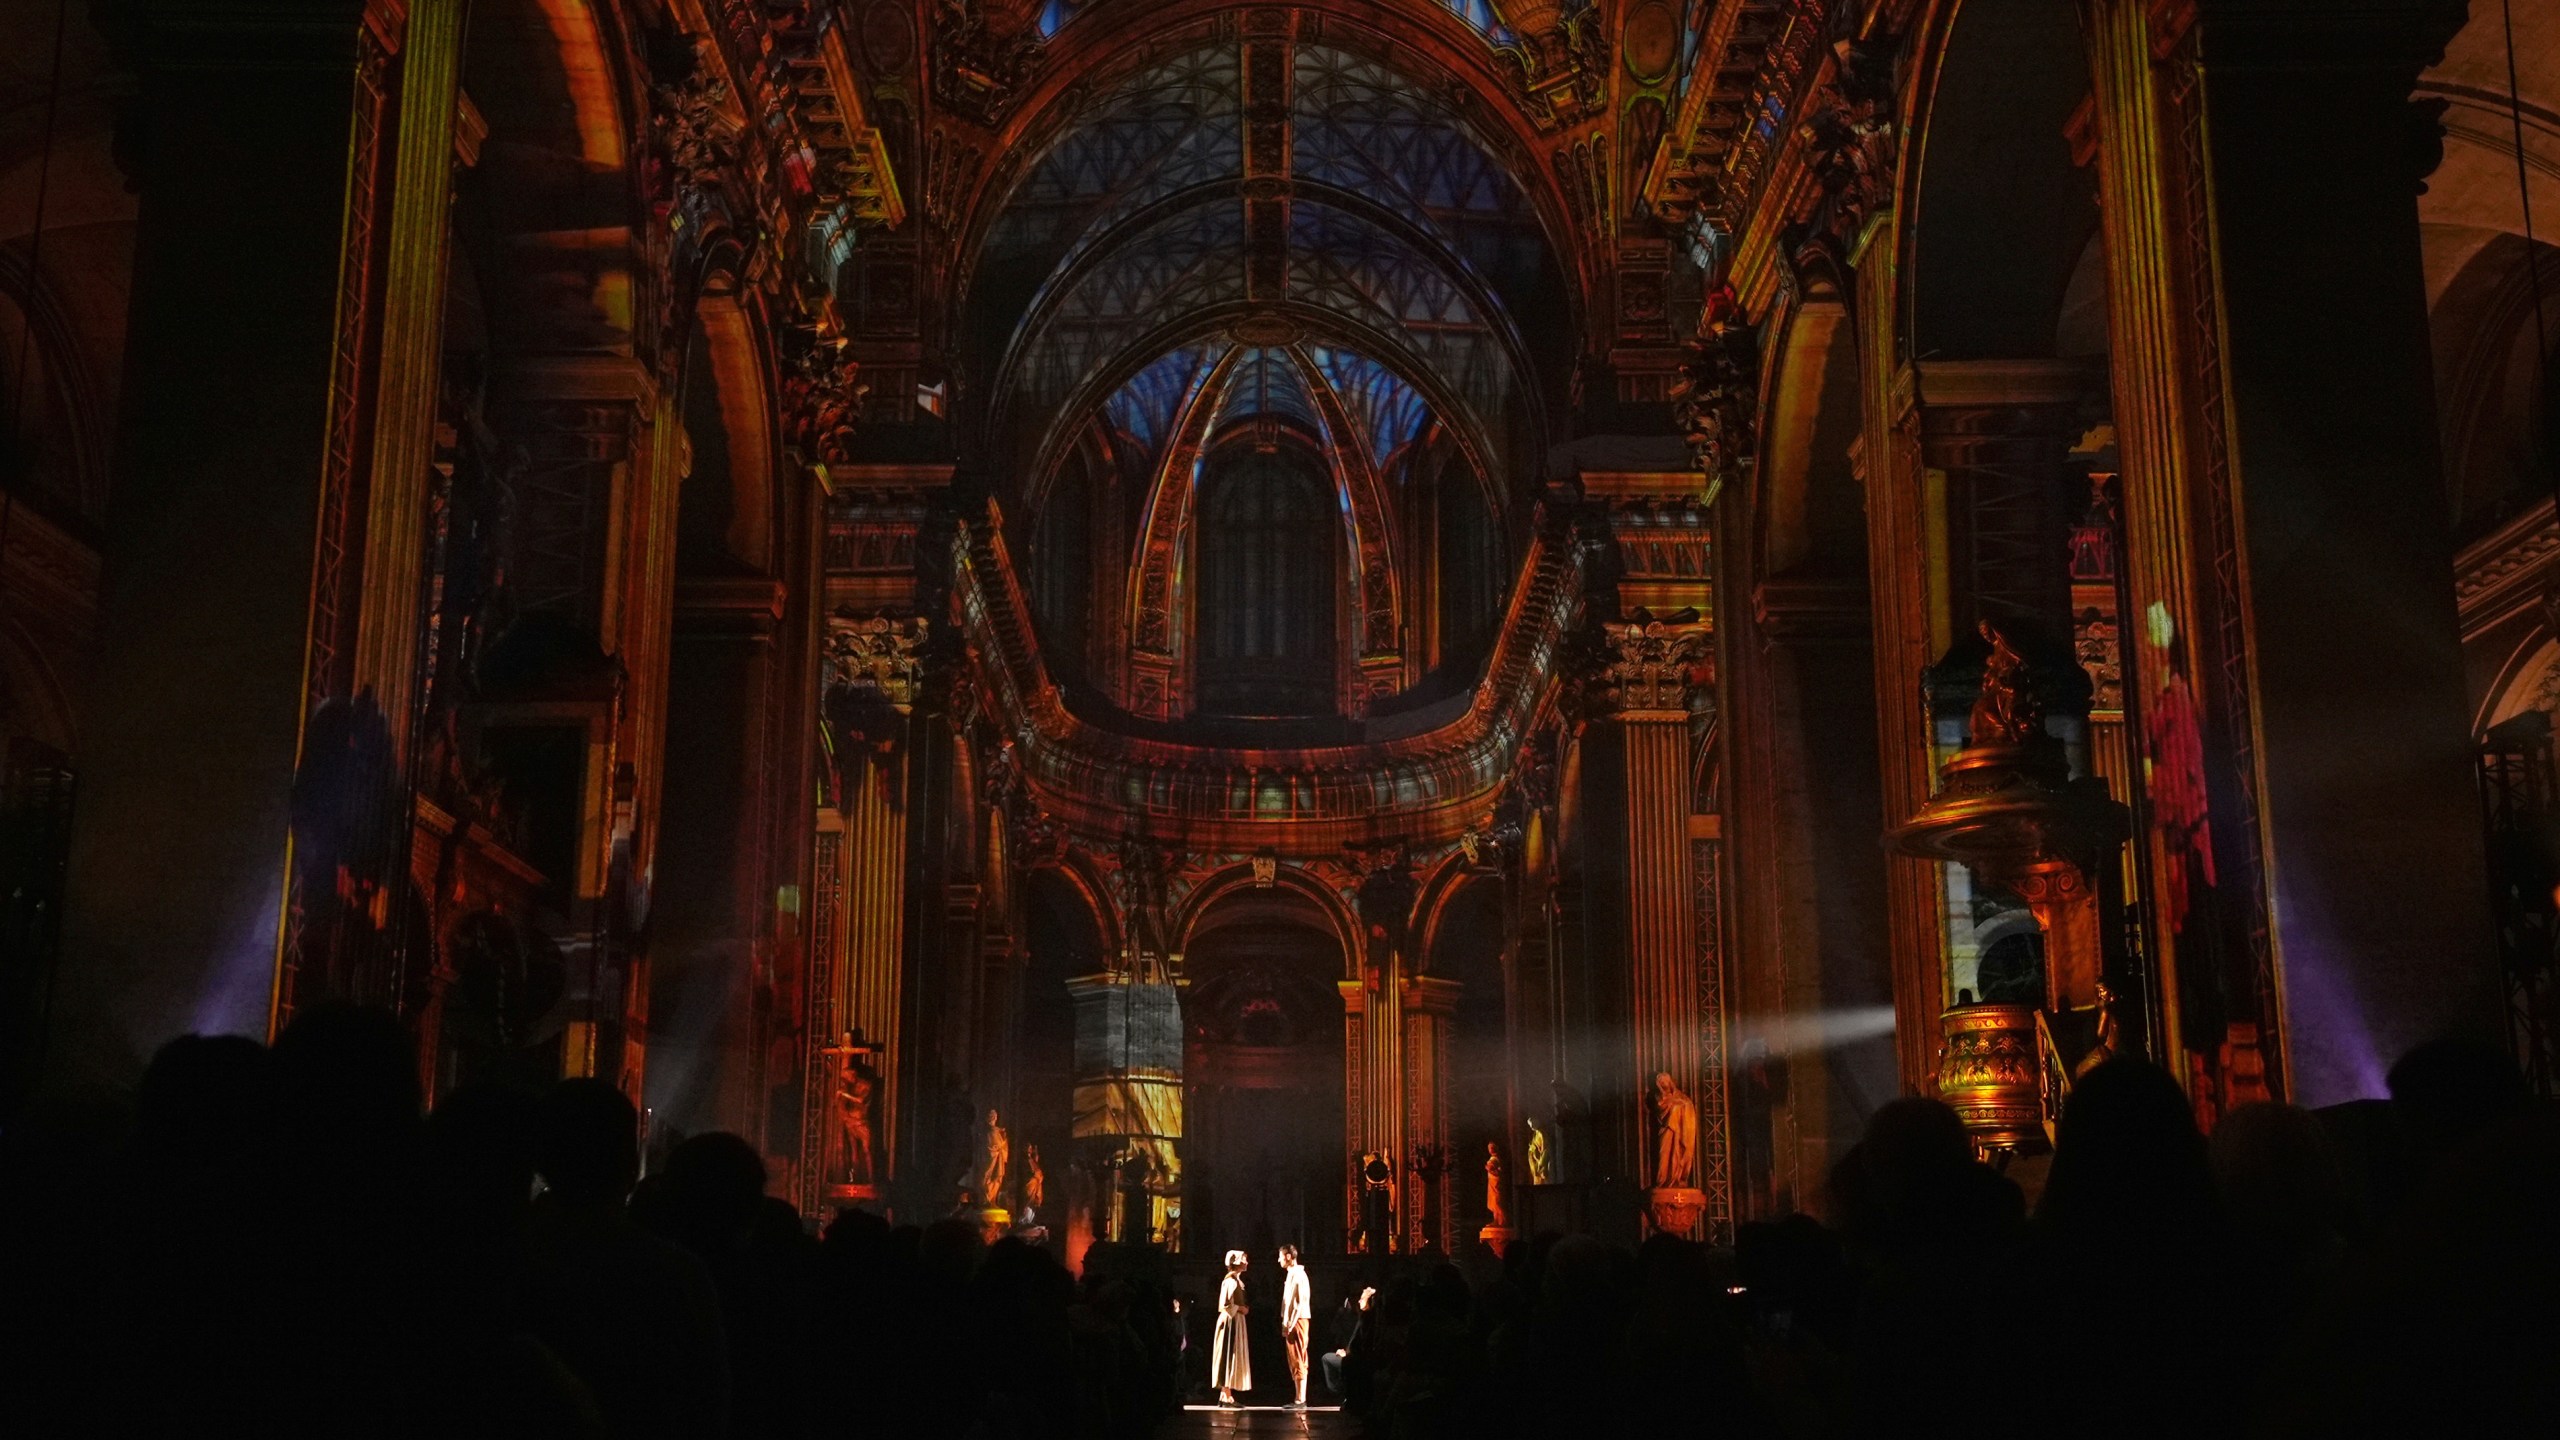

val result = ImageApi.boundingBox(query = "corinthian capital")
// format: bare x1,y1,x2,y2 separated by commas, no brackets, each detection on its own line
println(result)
1597,618,1710,717
824,613,929,710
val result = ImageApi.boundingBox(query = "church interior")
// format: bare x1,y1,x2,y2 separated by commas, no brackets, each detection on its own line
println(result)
2,0,2557,1434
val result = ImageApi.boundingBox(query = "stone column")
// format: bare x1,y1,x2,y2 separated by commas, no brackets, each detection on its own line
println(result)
1340,971,1404,1254
1597,619,1710,1236
350,0,466,746
55,0,399,1081
1727,574,1894,1215
1850,239,1954,1100
649,575,784,1138
1400,974,1460,1253
799,614,924,1211
2083,0,2502,1103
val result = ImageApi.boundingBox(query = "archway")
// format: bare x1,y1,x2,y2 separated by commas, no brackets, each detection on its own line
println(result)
1180,883,1347,1399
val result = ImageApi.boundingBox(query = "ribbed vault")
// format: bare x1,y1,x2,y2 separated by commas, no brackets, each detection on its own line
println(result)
962,12,1563,725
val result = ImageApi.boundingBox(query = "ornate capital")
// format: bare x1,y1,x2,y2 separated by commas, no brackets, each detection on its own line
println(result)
1794,36,1901,253
933,0,1046,126
650,44,739,217
784,338,867,468
824,613,929,710
1597,618,1710,717
1492,2,1609,132
1669,287,1760,494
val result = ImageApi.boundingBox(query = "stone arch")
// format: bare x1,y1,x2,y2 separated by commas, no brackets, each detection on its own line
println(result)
1176,862,1364,980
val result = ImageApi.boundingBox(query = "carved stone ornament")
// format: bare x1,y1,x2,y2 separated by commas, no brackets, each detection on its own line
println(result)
824,614,929,709
650,44,740,214
1599,618,1709,715
784,339,867,468
1795,37,1899,248
933,0,1046,127
1669,285,1760,492
1493,1,1610,133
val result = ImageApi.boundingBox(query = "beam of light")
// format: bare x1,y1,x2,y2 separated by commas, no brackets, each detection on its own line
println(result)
1738,1005,1900,1062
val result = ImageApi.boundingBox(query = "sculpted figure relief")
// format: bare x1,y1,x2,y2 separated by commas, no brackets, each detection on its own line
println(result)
1969,621,2041,747
1524,1118,1552,1186
1650,1072,1699,1190
832,1048,876,1185
1484,1143,1509,1229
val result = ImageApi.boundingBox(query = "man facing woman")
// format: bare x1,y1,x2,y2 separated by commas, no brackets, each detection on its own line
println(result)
1209,1244,1314,1409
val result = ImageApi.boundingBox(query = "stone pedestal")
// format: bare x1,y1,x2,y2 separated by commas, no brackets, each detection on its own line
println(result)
975,1206,1013,1244
1645,1186,1706,1238
1476,1224,1516,1255
1521,1182,1587,1237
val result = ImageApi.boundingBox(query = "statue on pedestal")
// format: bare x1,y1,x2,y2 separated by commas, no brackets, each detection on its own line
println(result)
1650,1072,1698,1190
821,1032,880,1191
970,1107,1010,1208
1483,1143,1509,1230
1524,1118,1552,1186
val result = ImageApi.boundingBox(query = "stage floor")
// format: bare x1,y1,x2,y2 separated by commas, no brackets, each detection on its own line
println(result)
1163,1402,1354,1435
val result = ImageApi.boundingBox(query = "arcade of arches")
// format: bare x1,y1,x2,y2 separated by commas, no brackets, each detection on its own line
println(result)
5,0,2559,1302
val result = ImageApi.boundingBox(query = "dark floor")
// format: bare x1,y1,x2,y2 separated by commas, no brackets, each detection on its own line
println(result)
1161,1402,1354,1437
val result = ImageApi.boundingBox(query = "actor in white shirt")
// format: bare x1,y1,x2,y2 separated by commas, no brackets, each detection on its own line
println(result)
1278,1244,1313,1409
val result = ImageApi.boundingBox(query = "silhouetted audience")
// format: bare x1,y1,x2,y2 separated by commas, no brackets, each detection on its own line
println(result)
3,1016,2554,1438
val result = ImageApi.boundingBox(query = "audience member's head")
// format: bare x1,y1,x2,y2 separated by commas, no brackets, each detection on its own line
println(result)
535,1078,641,1208
2209,1101,2354,1252
651,1131,768,1252
2038,1058,2215,1245
2387,1034,2531,1153
273,1003,421,1154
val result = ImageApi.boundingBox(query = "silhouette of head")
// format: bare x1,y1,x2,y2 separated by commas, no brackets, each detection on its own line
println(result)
136,1032,275,1170
2039,1058,2213,1241
661,1130,768,1247
273,1004,420,1152
536,1078,641,1207
2388,1035,2530,1146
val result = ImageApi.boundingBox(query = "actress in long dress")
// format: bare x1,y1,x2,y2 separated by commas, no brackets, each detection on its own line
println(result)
1212,1250,1252,1405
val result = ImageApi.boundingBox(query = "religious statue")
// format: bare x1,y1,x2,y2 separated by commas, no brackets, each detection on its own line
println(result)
1524,1118,1552,1186
1649,1072,1699,1190
1969,620,2041,747
1020,1143,1045,1220
832,1048,876,1186
973,1107,1010,1208
2073,980,2126,1080
1483,1143,1510,1230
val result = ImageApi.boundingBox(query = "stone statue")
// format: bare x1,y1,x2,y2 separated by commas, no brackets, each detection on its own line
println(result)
1021,1143,1045,1218
832,1049,877,1185
1969,620,2041,747
1483,1143,1509,1229
1650,1072,1699,1190
974,1107,1010,1207
2073,980,2125,1080
1524,1118,1552,1186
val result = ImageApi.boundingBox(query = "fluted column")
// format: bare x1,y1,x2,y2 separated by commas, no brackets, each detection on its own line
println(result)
349,0,466,746
1341,967,1404,1254
1598,619,1710,1237
1400,975,1460,1253
799,614,925,1213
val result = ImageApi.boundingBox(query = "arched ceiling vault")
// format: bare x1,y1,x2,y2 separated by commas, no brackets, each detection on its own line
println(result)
952,10,1576,499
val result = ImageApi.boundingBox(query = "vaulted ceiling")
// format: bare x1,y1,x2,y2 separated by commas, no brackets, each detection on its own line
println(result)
957,29,1573,501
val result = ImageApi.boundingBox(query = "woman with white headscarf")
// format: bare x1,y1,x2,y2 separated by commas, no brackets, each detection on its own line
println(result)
1212,1249,1252,1405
